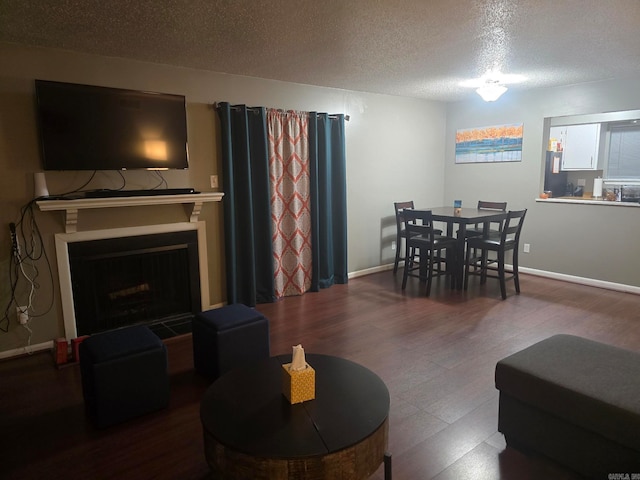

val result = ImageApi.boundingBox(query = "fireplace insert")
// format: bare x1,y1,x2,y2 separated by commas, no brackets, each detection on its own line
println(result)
68,230,201,336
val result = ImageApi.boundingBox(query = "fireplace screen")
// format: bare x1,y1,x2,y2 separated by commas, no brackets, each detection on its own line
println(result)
69,231,200,336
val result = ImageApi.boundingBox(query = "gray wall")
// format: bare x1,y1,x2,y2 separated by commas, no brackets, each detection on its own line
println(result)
1,40,638,356
0,42,445,354
444,78,640,287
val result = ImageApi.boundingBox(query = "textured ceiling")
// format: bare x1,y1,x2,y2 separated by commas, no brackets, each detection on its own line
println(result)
1,0,639,102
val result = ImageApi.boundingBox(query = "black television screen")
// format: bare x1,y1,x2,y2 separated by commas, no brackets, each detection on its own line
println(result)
35,80,189,170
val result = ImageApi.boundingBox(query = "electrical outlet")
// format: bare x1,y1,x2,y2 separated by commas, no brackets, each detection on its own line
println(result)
16,306,28,324
391,241,396,251
210,175,219,188
523,243,531,253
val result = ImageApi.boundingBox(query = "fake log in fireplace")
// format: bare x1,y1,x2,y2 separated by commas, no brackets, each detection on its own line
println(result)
68,231,201,336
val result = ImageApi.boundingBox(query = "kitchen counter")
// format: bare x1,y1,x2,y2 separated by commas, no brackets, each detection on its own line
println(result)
536,197,640,207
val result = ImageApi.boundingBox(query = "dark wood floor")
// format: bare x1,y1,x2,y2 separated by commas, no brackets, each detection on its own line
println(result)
2,271,640,479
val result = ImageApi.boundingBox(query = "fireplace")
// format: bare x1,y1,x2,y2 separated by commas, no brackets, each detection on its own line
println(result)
55,222,210,340
68,230,200,336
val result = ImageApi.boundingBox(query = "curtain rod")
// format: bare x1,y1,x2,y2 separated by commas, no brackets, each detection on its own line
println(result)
214,102,349,121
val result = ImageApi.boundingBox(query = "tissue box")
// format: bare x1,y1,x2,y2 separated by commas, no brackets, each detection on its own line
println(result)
282,362,315,404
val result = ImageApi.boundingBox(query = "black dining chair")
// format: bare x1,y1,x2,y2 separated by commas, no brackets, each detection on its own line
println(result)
463,200,507,274
402,209,457,297
393,201,414,274
393,201,442,274
465,200,508,238
464,209,527,300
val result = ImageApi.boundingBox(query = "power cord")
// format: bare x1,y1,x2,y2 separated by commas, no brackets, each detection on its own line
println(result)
64,170,98,194
1,198,55,336
2,168,168,333
152,170,169,190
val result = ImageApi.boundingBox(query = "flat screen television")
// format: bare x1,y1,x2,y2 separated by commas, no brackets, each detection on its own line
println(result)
35,80,189,170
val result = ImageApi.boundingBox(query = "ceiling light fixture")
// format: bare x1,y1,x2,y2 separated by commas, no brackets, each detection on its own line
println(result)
476,81,508,102
460,69,525,102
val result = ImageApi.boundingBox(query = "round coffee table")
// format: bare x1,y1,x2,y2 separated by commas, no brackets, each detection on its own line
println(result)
200,353,391,479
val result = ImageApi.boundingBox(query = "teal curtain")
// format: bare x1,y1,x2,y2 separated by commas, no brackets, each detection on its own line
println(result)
217,103,275,306
309,112,348,289
217,104,348,305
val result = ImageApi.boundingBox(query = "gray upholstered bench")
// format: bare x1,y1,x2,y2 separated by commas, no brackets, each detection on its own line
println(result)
495,334,640,479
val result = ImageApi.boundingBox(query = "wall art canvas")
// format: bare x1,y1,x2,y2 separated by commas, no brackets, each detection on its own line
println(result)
455,123,523,163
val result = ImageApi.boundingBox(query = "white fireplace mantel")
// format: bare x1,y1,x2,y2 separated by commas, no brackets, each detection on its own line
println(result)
37,192,224,340
37,192,224,233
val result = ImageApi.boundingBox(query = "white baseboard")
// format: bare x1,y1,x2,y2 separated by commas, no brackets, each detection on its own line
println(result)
348,264,394,279
518,267,640,295
0,340,53,360
350,263,640,295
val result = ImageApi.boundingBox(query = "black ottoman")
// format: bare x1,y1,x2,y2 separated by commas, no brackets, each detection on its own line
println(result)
495,334,640,479
192,304,270,380
79,325,169,428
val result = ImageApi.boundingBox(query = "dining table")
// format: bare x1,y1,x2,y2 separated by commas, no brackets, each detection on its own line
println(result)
420,206,508,290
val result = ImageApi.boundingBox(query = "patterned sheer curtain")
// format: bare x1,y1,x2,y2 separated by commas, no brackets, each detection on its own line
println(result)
217,102,347,306
267,109,312,298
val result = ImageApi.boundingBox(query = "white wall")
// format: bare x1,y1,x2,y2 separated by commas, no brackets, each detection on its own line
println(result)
445,78,640,287
0,43,445,353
